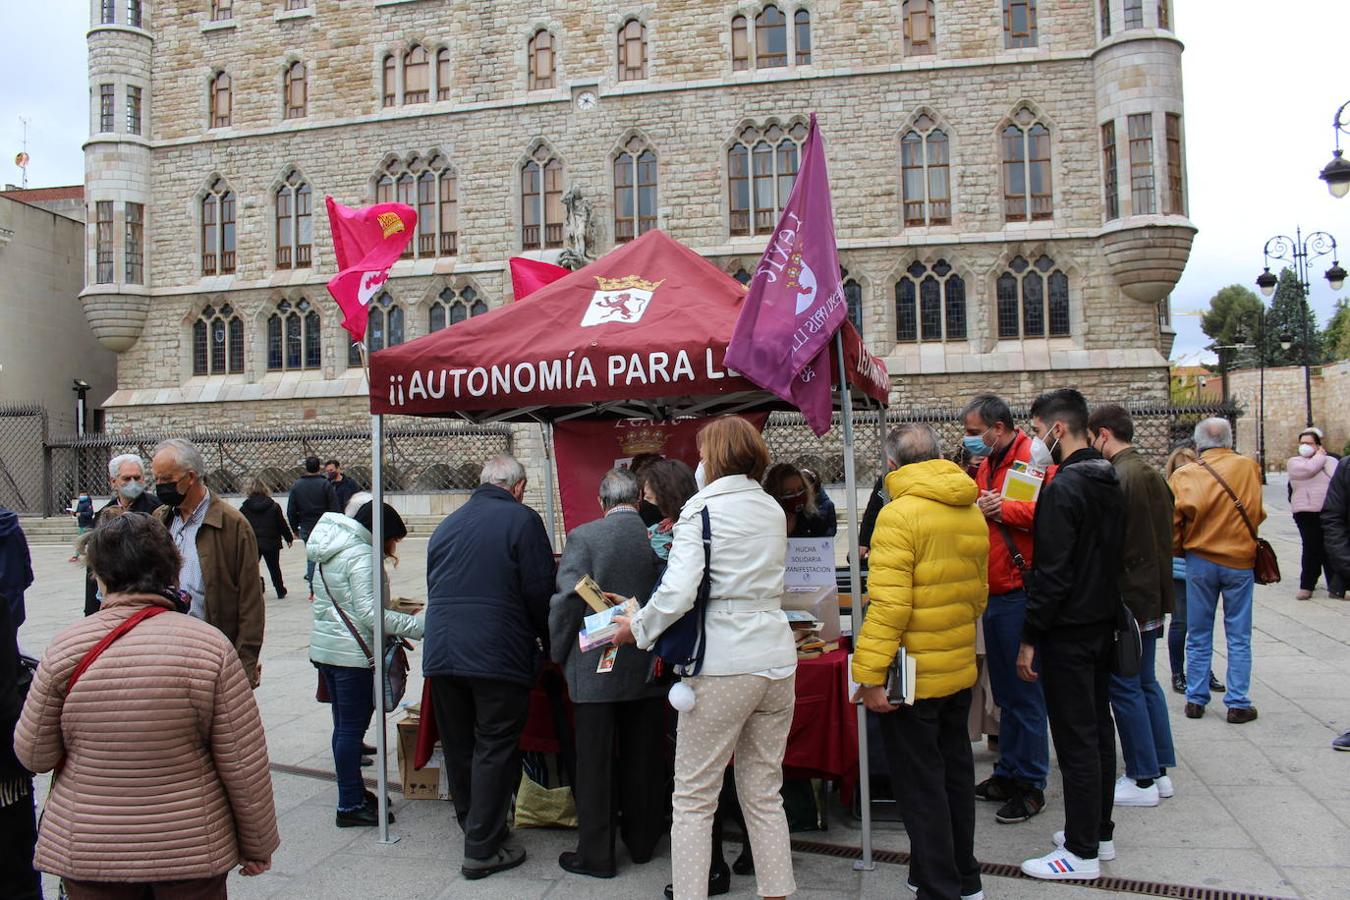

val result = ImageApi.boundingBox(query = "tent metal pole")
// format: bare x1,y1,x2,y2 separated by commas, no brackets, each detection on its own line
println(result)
370,413,397,844
541,422,559,551
834,331,873,872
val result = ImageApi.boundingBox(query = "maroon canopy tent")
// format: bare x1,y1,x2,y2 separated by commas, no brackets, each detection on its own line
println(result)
361,229,889,855
368,229,887,423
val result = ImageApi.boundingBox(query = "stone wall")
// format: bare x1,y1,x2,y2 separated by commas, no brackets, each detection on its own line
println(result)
1228,362,1350,469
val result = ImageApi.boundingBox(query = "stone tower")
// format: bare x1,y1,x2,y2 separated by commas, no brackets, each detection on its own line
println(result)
81,0,153,352
1094,0,1195,329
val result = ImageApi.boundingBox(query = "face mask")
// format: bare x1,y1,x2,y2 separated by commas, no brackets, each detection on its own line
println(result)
962,434,993,458
1029,434,1058,468
156,475,188,510
1298,444,1316,458
694,461,707,490
119,480,145,500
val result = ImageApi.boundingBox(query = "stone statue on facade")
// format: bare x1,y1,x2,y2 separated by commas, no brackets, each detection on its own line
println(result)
559,187,596,270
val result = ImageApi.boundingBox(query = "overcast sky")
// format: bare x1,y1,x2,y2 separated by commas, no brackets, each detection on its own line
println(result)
2,0,1346,364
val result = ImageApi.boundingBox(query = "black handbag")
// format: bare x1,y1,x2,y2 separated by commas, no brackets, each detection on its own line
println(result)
653,506,713,677
317,564,411,709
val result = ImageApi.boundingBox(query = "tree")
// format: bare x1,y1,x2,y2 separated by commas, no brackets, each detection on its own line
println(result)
1263,267,1325,367
1324,297,1350,362
1200,284,1263,369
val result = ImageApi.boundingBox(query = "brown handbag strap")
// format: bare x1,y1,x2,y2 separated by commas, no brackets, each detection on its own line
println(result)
317,564,375,668
1196,457,1259,542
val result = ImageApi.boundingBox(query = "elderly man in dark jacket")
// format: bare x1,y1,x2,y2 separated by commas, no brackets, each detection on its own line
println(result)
1017,390,1125,883
1323,457,1350,751
425,454,555,880
1088,405,1176,807
549,468,665,879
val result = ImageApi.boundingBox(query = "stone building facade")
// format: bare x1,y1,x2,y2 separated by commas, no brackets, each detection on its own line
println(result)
1229,361,1350,471
81,0,1193,457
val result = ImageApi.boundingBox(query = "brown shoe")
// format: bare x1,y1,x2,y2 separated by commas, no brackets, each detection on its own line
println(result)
1227,707,1258,724
1184,702,1205,719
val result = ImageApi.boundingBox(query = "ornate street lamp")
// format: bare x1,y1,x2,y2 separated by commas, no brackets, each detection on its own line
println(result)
1255,228,1342,427
1321,101,1350,199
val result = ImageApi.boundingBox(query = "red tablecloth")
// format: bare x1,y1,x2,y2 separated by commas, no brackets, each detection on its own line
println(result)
413,649,859,797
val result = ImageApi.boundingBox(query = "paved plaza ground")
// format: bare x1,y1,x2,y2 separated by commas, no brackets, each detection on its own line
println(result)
14,474,1350,899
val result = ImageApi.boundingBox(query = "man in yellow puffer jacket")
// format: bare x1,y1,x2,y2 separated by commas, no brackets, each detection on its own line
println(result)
852,424,990,900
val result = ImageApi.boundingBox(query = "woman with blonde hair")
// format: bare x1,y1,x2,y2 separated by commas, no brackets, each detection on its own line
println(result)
1164,445,1222,695
614,416,797,900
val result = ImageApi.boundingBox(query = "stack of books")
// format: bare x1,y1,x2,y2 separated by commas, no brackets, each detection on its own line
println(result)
787,609,838,658
575,575,637,652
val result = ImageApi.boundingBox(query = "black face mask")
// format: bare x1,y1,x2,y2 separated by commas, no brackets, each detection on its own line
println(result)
156,475,188,510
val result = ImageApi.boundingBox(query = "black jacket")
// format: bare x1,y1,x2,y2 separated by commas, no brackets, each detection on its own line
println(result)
423,485,556,687
330,475,361,513
1022,448,1125,644
0,509,30,783
1323,455,1350,578
287,473,338,536
241,494,294,554
858,474,888,549
83,493,162,616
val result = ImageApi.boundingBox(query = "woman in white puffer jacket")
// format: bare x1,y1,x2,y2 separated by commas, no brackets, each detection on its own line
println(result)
307,495,424,827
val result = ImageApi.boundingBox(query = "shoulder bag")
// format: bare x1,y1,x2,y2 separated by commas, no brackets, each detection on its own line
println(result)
652,506,714,678
317,564,411,709
1196,458,1280,585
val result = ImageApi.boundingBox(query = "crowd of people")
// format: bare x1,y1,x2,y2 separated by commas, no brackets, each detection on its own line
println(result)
0,392,1347,899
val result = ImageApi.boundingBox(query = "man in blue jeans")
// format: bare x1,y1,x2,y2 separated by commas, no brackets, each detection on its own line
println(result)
1089,405,1176,807
1168,418,1265,724
963,394,1051,823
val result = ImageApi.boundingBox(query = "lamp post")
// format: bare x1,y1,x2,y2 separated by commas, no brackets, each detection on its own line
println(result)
1255,228,1344,428
1320,101,1350,199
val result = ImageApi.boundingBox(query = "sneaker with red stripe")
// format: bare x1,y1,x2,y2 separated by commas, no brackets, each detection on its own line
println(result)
1020,847,1100,881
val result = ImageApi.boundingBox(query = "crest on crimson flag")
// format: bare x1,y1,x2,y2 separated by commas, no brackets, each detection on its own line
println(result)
324,197,417,343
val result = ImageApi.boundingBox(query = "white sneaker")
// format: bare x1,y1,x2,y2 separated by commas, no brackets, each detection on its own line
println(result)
1156,774,1175,799
1053,829,1116,861
1113,774,1160,807
1022,846,1100,880
905,877,984,899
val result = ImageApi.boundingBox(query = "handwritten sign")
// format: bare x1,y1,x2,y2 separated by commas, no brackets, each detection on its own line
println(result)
785,538,835,592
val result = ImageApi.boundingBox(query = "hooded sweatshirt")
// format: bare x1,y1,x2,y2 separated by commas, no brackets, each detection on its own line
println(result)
1022,448,1125,644
0,509,33,627
851,459,990,698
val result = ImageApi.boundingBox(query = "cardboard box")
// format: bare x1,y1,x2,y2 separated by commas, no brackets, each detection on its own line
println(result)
396,715,451,801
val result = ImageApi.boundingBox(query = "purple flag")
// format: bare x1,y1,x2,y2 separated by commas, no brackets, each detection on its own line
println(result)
725,114,846,436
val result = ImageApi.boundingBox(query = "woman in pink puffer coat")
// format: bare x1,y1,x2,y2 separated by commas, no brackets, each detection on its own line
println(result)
1287,427,1344,600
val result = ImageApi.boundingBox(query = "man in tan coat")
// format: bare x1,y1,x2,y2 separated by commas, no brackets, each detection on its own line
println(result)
1168,417,1265,724
151,438,266,687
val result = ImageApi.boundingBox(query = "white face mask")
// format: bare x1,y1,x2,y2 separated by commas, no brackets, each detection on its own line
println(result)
694,460,708,490
1029,434,1057,468
119,480,146,500
1298,444,1316,458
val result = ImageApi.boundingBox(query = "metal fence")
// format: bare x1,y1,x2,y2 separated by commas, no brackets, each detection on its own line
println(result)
762,401,1244,487
43,423,513,516
0,404,48,514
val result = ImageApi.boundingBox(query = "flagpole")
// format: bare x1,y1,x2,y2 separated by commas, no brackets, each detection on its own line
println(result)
835,330,873,872
361,342,397,845
541,422,558,552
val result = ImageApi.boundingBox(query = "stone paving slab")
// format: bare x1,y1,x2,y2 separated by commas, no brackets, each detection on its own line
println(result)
16,474,1349,899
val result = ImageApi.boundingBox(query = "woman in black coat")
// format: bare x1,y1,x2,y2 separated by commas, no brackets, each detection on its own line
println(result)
241,479,294,599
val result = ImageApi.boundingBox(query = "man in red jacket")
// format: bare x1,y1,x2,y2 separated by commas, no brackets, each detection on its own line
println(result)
962,394,1051,824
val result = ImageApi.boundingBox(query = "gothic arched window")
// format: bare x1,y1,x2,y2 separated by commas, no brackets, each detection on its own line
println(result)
192,303,244,376
996,254,1070,338
521,146,564,249
201,177,236,276
614,136,657,242
275,169,312,269
1002,107,1053,221
901,114,951,226
267,297,321,371
895,259,966,343
429,285,490,332
375,154,458,257
728,119,807,236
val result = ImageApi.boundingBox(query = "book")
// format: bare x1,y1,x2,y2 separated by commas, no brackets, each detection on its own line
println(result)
575,574,616,614
578,597,638,651
1000,467,1044,503
884,646,918,706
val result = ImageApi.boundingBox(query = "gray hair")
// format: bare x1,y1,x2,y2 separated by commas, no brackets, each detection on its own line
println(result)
108,453,146,479
598,468,639,510
480,454,527,489
1193,417,1233,452
153,438,206,476
885,424,941,469
961,393,1015,430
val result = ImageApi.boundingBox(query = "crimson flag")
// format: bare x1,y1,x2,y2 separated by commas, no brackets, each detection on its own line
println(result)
509,257,570,300
324,197,417,343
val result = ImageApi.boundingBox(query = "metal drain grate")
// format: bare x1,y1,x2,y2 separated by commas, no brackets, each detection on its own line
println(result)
788,839,1295,900
268,766,1292,900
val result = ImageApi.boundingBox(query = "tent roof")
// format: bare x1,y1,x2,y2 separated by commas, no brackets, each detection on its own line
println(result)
369,229,887,423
